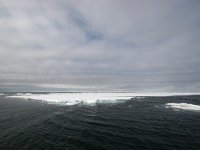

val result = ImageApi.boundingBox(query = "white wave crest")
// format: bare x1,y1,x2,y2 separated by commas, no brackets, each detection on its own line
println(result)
166,103,200,111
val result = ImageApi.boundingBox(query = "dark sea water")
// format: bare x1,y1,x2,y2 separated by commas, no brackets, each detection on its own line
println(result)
0,94,200,150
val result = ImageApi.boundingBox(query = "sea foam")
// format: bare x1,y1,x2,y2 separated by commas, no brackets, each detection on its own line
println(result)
166,103,200,111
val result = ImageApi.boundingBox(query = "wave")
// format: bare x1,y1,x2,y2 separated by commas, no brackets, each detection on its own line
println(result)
165,103,200,111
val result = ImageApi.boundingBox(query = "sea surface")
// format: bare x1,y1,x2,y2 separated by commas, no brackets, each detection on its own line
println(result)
0,93,200,150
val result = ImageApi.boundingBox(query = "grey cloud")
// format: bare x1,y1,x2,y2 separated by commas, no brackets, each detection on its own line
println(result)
0,0,200,92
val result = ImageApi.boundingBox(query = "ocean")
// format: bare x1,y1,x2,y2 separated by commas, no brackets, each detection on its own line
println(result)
0,93,200,150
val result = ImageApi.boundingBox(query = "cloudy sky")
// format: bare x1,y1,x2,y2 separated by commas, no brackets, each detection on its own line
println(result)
0,0,200,92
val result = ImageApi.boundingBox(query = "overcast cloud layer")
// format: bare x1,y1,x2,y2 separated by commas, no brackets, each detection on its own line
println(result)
0,0,200,92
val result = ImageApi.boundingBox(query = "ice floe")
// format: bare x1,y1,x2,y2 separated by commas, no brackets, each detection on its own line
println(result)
166,103,200,111
6,92,200,106
7,93,134,105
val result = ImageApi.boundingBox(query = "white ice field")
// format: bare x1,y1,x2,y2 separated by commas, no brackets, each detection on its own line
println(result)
6,92,200,107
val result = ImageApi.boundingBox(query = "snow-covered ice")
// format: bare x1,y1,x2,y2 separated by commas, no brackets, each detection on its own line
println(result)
7,92,200,106
166,103,200,111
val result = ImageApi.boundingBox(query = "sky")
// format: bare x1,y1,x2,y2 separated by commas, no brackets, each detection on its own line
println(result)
0,0,200,92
